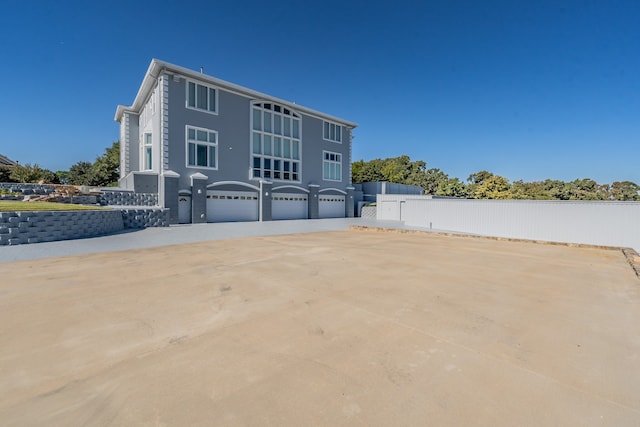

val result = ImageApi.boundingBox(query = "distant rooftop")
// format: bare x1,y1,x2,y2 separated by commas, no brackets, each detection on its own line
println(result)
0,154,17,167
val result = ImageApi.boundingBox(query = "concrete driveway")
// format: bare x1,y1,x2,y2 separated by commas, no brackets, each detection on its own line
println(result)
0,218,393,263
1,229,639,425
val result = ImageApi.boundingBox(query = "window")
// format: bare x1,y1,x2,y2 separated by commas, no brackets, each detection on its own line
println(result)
186,126,217,169
323,151,342,181
142,133,152,170
323,121,342,143
251,102,301,181
186,80,217,114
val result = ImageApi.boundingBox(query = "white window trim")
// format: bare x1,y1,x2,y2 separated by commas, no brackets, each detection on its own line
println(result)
249,101,302,183
322,150,342,182
141,133,153,171
185,125,219,170
185,79,219,115
323,120,342,143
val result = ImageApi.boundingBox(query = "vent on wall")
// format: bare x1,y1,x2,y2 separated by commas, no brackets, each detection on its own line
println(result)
173,74,181,82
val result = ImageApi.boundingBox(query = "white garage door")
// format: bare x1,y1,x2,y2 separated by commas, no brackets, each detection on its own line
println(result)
319,195,345,218
272,193,308,220
207,190,259,222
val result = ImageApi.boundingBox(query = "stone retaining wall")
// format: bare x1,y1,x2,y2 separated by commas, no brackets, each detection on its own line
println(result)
117,208,169,229
54,195,99,204
0,210,124,246
0,183,56,195
99,191,158,206
0,184,160,208
0,208,170,246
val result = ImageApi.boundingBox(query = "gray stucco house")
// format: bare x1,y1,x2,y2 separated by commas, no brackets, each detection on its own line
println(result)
115,59,357,224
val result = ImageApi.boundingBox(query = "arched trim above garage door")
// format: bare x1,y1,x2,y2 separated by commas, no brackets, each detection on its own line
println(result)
319,187,347,195
272,185,309,193
207,180,260,191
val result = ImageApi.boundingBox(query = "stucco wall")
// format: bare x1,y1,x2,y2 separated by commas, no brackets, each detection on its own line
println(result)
378,196,640,251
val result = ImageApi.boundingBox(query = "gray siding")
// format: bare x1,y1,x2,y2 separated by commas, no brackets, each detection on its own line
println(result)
120,112,138,179
166,77,253,189
127,114,140,177
138,86,161,173
301,115,350,190
116,60,356,222
165,76,351,192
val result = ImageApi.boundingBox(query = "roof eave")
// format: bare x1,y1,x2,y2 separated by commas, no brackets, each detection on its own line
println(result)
115,59,358,129
114,59,163,122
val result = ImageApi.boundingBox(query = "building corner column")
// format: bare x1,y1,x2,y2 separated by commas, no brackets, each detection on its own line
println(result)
190,173,208,224
308,184,320,219
260,180,273,221
163,170,180,224
346,186,355,218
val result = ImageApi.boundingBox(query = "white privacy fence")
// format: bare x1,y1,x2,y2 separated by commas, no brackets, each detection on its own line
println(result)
377,196,640,251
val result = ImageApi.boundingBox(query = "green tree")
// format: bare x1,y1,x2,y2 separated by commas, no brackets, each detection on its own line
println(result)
473,175,512,199
467,170,494,185
65,141,120,187
91,141,120,186
422,168,449,195
67,161,95,185
0,165,16,183
436,177,469,198
611,181,640,201
352,158,385,183
540,179,570,200
54,170,70,185
466,170,494,198
569,178,606,200
9,163,57,183
352,156,450,194
351,156,638,202
380,155,414,183
510,180,536,199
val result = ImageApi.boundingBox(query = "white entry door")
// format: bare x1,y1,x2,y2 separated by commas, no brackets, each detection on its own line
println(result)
319,195,345,218
272,193,308,220
178,195,191,224
207,190,259,222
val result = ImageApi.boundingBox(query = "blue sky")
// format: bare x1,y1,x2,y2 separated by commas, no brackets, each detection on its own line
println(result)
0,0,638,184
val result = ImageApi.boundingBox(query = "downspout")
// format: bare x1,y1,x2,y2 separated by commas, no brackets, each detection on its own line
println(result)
259,180,263,222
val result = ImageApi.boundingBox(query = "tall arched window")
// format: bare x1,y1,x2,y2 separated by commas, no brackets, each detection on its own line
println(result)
250,102,301,182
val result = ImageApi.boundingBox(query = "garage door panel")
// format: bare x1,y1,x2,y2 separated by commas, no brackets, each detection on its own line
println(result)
319,195,345,218
207,190,259,222
272,193,308,220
